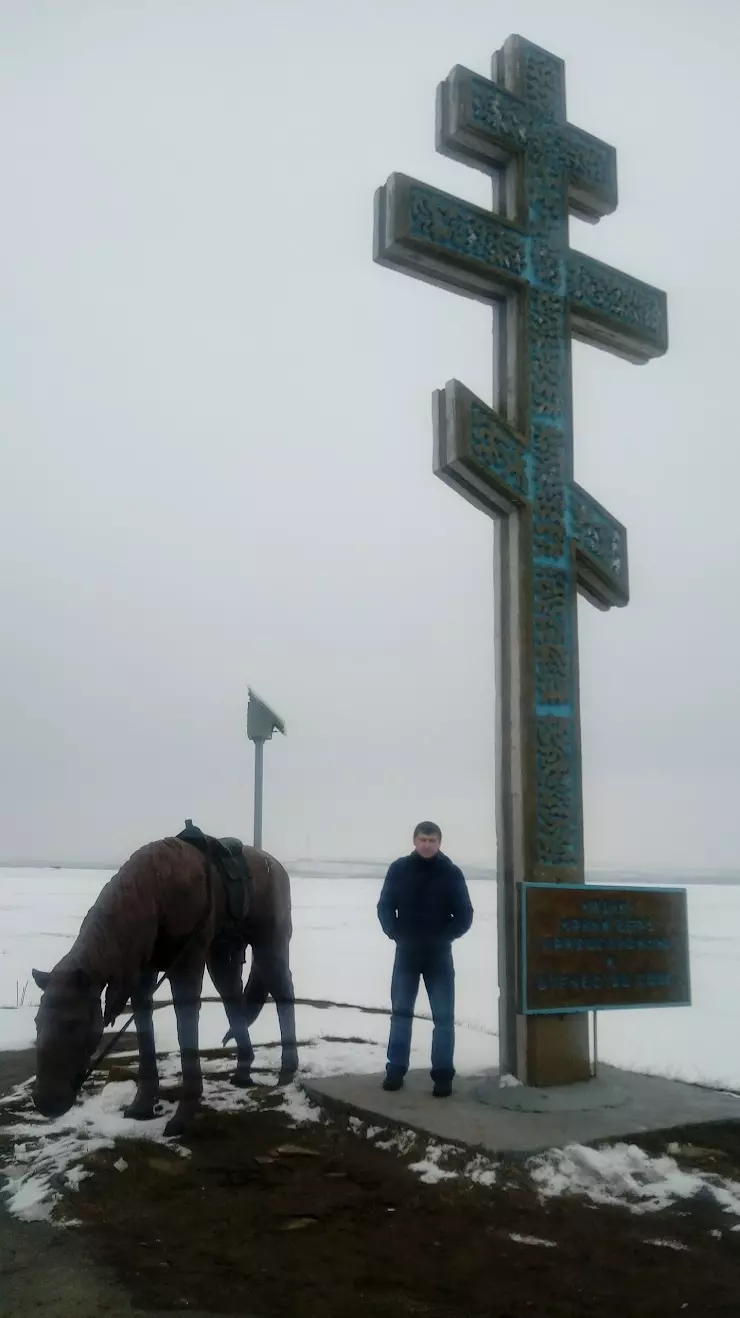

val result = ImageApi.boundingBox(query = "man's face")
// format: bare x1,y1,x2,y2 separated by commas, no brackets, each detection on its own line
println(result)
414,832,441,859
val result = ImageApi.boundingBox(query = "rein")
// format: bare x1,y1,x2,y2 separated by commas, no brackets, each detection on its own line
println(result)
78,855,216,1090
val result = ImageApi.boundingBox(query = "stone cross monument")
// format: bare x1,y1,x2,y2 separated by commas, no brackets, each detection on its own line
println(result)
374,35,668,1086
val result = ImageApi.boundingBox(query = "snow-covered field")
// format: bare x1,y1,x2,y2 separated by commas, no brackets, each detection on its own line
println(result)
2,864,740,1226
0,864,497,1072
2,865,740,1090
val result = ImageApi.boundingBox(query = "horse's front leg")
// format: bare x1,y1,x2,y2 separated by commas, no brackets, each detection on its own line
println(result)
123,968,160,1120
208,940,255,1088
164,957,206,1138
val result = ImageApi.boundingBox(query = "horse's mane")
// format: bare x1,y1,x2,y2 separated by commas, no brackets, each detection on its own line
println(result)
59,838,200,987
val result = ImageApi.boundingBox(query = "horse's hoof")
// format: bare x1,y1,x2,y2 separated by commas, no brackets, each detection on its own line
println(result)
163,1102,198,1139
124,1094,159,1121
230,1071,256,1089
277,1068,297,1088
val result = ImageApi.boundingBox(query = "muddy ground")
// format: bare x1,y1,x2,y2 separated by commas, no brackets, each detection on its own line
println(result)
2,1047,740,1317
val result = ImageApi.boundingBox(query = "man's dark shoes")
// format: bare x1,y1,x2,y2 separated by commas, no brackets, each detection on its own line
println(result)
382,1072,404,1092
432,1081,453,1098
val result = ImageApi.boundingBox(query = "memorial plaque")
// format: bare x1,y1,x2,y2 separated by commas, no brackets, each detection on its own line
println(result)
520,884,690,1014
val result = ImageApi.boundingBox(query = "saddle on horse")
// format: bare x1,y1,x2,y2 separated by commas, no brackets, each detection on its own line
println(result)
176,819,251,934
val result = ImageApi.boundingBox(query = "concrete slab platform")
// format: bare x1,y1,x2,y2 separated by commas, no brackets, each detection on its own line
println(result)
302,1065,740,1155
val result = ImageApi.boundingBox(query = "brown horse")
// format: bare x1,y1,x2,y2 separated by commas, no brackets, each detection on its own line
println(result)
31,837,297,1137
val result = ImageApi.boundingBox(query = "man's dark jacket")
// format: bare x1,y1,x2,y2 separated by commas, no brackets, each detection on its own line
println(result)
377,852,474,944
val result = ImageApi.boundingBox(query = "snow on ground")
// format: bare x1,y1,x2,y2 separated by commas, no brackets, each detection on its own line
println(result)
3,864,740,1224
0,865,498,1071
529,1141,740,1217
0,1007,40,1050
4,865,740,1091
7,1060,740,1227
0,1058,322,1222
408,1142,461,1184
3,1078,181,1221
0,863,498,1222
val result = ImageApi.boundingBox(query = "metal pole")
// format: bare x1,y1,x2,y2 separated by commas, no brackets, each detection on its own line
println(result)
592,1011,599,1078
253,738,264,849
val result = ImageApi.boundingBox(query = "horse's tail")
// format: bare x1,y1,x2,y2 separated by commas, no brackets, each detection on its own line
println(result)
221,953,271,1046
242,956,270,1027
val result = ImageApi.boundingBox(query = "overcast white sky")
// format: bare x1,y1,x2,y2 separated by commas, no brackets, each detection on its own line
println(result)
1,0,738,869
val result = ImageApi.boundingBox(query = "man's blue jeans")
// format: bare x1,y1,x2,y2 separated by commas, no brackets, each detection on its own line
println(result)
386,940,455,1083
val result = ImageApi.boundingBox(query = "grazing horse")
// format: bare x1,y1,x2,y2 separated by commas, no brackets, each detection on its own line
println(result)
31,835,298,1137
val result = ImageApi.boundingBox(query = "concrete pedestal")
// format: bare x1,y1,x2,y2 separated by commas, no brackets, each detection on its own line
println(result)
302,1065,740,1156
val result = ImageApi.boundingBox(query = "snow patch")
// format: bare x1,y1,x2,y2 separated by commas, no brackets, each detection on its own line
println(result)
0,1064,277,1221
529,1141,740,1217
465,1153,498,1187
1,1079,178,1220
374,1128,417,1155
510,1232,556,1248
409,1142,459,1185
277,1084,323,1125
499,1073,523,1088
9,1175,54,1222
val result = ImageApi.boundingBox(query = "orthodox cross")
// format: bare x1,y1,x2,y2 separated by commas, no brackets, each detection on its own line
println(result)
374,35,667,1085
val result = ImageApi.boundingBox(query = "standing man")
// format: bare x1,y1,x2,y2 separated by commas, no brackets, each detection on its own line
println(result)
377,822,473,1097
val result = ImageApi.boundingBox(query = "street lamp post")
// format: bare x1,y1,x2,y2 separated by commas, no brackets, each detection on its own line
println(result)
246,687,286,850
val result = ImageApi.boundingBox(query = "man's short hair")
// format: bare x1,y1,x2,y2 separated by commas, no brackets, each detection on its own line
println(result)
414,820,442,840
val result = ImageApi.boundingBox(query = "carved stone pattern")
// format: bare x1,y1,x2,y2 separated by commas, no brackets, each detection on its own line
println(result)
530,341,566,421
409,187,526,277
521,48,565,122
531,241,563,291
536,716,580,866
532,566,568,649
536,645,570,706
524,137,567,235
532,425,566,559
530,288,568,421
564,131,612,189
469,77,528,148
529,288,565,341
469,401,528,501
575,498,627,584
568,257,663,338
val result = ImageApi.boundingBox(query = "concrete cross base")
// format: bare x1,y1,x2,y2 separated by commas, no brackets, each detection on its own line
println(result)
472,1073,627,1113
302,1065,740,1156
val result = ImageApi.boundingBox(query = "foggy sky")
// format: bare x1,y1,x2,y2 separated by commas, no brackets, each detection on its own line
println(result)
1,0,738,869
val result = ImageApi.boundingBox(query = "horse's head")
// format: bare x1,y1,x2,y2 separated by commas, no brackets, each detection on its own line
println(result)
31,967,104,1118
